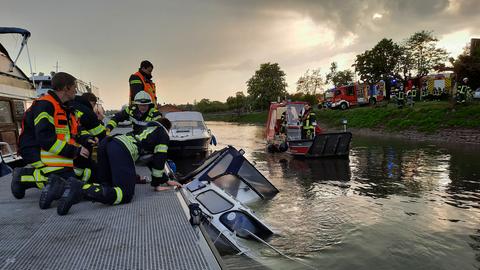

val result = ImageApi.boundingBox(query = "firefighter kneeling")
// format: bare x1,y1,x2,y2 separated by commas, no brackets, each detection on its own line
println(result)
11,72,93,208
55,118,182,215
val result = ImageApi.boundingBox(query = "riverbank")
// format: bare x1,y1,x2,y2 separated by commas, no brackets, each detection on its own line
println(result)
204,101,480,145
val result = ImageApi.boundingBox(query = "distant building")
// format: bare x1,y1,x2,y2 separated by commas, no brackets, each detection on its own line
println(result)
471,38,480,55
158,104,182,114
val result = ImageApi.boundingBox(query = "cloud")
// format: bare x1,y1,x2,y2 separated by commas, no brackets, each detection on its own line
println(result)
1,0,479,109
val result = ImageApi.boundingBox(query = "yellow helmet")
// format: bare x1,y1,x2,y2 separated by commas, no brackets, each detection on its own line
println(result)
134,91,152,105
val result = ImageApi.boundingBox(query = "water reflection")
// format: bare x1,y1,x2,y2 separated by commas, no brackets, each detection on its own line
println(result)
184,122,480,270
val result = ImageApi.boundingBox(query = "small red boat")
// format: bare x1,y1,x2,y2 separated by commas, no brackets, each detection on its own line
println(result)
266,101,351,158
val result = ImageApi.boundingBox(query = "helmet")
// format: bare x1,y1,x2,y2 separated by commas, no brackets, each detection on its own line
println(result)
463,77,469,83
134,91,152,105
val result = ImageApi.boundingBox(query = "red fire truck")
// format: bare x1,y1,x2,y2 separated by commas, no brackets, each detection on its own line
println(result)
329,81,385,110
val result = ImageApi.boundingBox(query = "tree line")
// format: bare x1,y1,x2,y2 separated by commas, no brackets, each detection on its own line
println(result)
182,30,479,113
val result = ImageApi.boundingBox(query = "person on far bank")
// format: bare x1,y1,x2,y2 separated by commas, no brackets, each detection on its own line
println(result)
457,77,472,104
106,91,162,134
129,60,157,107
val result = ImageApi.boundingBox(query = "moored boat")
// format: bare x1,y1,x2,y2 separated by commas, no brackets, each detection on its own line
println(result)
0,27,36,166
266,101,352,158
165,111,213,157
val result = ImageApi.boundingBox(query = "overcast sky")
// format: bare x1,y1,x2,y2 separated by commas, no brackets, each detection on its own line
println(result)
1,0,479,109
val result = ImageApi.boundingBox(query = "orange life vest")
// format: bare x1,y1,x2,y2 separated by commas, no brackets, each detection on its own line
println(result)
38,94,78,167
134,71,157,104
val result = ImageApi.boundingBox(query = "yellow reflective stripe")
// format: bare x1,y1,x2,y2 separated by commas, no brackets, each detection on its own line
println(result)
151,168,164,178
40,150,74,166
82,183,99,190
113,187,123,205
74,168,84,177
40,167,64,174
114,135,139,161
135,127,155,140
31,161,45,168
154,144,168,153
107,119,117,128
82,168,91,182
34,112,54,125
20,175,35,182
48,140,67,155
40,159,74,166
130,80,142,85
34,169,47,183
88,124,106,136
80,130,90,136
74,110,84,119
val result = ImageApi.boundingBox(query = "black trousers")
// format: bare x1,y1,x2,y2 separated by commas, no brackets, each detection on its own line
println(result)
97,138,136,204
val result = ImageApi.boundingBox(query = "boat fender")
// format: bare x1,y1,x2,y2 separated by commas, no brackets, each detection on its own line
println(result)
167,159,177,173
210,135,217,146
189,203,202,225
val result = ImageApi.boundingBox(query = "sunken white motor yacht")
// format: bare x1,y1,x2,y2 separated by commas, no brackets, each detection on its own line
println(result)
178,145,279,258
164,111,213,157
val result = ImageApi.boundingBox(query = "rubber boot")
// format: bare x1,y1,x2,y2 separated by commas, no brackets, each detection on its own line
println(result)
11,167,36,199
39,174,66,209
82,183,117,205
57,177,84,216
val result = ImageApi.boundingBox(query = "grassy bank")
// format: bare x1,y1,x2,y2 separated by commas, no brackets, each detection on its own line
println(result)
204,111,268,124
205,101,480,133
316,101,480,133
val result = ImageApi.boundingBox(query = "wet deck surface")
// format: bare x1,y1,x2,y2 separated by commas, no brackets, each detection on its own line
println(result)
0,168,221,270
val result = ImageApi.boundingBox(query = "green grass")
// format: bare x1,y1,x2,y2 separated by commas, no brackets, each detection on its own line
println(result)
316,101,480,133
204,101,480,133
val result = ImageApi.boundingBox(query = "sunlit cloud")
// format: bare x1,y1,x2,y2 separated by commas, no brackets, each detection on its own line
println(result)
372,13,383,20
438,29,471,57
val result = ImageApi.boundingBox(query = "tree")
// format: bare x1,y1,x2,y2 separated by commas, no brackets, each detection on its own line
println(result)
325,62,353,87
247,63,288,110
401,30,449,77
226,91,247,115
354,38,403,84
453,42,480,89
296,68,324,95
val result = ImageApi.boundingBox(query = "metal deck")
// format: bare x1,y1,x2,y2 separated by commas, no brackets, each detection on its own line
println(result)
0,169,222,270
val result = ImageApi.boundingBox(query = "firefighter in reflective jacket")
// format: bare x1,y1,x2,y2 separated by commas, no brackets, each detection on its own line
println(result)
11,72,91,209
69,92,107,182
457,77,471,103
300,104,316,140
107,91,162,134
129,60,157,106
56,118,182,215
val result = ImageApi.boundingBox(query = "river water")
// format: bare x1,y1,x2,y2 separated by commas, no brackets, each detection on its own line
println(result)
178,121,480,270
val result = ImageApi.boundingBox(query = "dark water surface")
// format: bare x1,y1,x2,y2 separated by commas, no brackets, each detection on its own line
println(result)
178,122,480,270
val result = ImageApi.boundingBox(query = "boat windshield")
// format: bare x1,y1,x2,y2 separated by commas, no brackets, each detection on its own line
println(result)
183,146,279,200
172,120,206,130
286,104,303,125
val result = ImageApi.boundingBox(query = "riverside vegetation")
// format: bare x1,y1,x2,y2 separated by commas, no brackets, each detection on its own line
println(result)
204,101,480,134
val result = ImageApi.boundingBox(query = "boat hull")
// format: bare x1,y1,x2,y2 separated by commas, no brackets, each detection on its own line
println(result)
287,132,352,158
168,137,211,157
